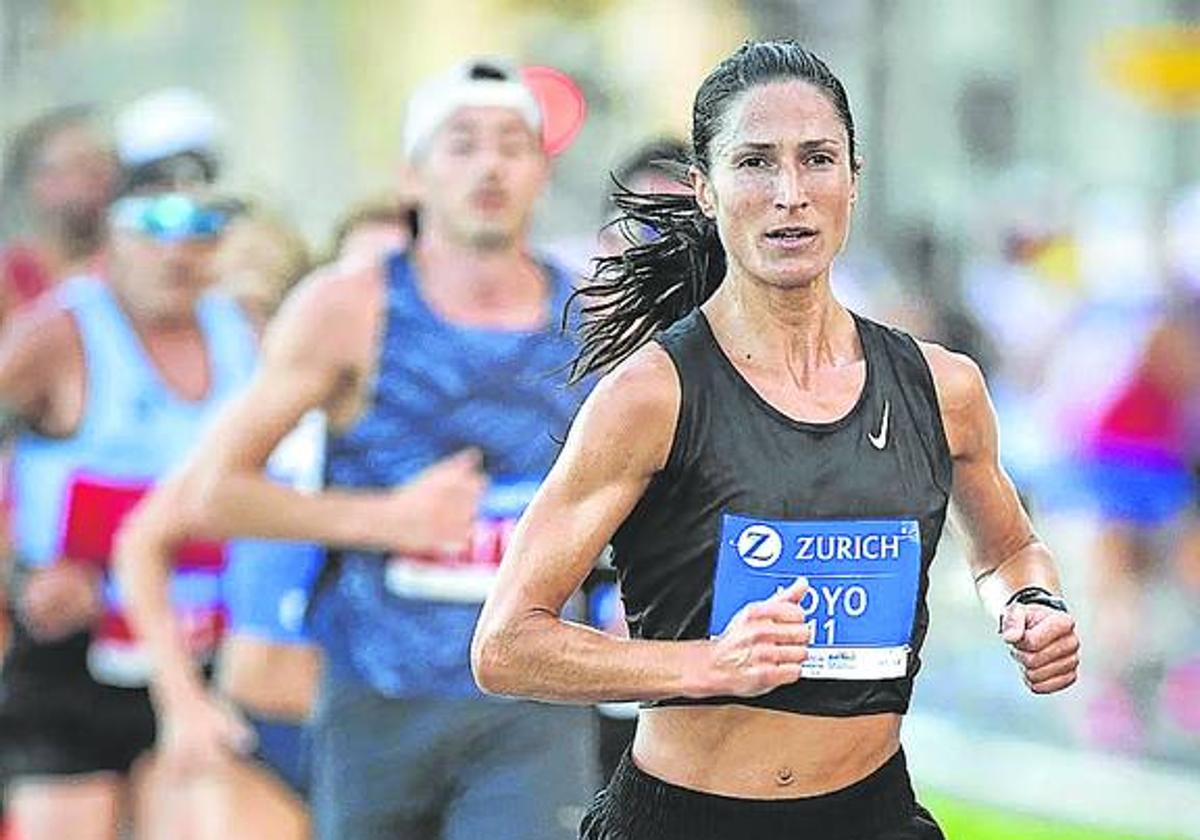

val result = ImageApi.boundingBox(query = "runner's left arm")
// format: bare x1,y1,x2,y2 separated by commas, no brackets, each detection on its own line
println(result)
114,472,254,769
924,344,1079,695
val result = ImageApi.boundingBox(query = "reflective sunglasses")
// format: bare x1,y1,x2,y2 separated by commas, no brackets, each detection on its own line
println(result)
110,193,240,241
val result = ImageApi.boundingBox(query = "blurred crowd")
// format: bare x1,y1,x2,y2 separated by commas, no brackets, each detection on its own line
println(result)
0,46,1197,840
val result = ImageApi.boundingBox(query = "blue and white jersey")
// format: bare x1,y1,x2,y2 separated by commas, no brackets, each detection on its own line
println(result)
10,276,258,686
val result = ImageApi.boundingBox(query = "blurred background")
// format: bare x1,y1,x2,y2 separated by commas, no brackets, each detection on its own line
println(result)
3,1,1199,838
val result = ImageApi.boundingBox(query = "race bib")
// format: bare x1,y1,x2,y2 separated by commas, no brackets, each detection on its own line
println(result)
709,514,922,680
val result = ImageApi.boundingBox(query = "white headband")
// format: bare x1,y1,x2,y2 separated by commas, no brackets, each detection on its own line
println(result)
403,59,542,161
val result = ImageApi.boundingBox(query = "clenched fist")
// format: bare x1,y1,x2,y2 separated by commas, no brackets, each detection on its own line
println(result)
1000,601,1080,695
372,449,488,555
702,577,812,698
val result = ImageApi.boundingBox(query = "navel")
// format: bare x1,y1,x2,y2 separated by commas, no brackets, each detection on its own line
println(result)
774,766,795,787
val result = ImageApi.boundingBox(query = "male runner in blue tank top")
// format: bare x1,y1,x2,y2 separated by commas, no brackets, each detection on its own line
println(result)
473,41,1081,840
121,58,597,840
0,173,256,840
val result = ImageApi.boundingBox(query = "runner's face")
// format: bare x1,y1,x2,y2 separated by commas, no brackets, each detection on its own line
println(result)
694,81,857,290
417,107,547,250
109,195,219,321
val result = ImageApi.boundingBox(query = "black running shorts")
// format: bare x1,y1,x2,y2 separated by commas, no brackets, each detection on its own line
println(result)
580,747,944,840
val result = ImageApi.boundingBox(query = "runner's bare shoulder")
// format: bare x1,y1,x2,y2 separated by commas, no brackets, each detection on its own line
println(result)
266,256,383,370
917,341,988,457
577,342,681,476
0,293,82,411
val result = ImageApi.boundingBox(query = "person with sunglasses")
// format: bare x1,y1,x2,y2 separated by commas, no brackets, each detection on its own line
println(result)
0,111,257,840
118,58,597,840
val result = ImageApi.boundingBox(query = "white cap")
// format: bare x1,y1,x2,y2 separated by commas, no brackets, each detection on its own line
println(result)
403,58,541,161
115,87,222,167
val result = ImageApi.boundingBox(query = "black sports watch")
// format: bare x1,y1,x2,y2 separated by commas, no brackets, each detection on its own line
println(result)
1006,585,1069,614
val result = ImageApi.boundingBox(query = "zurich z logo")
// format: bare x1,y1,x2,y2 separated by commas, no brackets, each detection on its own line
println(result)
735,523,783,569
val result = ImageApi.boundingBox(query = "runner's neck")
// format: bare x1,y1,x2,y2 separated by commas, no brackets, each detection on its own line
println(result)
412,234,547,327
704,275,860,378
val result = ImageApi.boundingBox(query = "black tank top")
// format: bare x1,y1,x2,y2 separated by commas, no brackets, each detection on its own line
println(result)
611,309,952,716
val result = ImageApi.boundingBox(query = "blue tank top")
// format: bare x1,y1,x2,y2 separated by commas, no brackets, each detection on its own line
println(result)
9,276,258,686
315,251,587,698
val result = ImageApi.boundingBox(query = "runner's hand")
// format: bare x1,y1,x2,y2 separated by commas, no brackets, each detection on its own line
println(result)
379,449,488,554
18,562,103,642
1001,602,1080,694
158,688,256,776
705,577,811,697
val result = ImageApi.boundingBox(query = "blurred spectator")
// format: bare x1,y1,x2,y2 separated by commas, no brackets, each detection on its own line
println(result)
959,172,1082,497
327,195,417,265
1079,306,1200,752
214,209,311,321
0,88,257,840
0,105,117,325
1074,189,1200,754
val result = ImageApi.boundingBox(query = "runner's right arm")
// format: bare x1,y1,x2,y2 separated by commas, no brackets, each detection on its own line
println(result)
0,299,72,438
0,300,103,640
472,344,812,704
182,264,483,553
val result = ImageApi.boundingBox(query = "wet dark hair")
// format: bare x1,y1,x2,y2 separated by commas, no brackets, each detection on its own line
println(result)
570,41,858,380
600,137,690,223
121,150,219,196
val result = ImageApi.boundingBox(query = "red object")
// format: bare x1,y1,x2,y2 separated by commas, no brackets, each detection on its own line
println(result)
522,65,587,156
60,473,224,570
0,243,53,307
97,606,226,650
1093,374,1184,456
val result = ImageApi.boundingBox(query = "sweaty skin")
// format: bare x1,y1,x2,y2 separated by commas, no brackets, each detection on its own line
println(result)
472,79,1078,798
473,302,1076,797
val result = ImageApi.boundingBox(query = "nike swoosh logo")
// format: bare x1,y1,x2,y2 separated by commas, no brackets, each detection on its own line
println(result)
868,400,890,450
